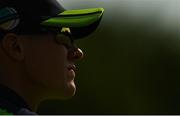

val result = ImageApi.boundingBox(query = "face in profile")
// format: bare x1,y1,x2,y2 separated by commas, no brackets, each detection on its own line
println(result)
21,33,83,99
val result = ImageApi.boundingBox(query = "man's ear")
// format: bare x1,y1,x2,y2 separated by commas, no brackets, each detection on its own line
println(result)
1,33,24,62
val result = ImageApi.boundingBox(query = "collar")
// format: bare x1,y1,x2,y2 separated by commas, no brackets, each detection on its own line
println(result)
0,84,31,111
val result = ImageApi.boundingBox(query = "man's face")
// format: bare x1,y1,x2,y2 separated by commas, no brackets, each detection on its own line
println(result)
20,33,83,99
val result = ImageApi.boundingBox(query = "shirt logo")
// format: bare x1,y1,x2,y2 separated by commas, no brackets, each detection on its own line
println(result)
61,27,71,34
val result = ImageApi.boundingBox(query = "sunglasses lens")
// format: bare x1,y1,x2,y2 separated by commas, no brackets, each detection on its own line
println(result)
55,34,74,49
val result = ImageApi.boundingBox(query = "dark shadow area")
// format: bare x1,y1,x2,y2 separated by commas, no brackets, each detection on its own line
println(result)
37,0,180,114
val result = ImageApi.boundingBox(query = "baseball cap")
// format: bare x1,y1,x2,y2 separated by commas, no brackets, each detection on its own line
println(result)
0,0,104,39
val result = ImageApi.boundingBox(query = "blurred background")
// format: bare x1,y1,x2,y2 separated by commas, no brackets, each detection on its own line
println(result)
38,0,180,114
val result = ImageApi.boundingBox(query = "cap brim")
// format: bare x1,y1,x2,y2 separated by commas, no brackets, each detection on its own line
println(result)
40,8,104,39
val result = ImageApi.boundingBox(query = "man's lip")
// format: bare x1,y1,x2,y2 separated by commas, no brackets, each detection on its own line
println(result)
67,64,76,71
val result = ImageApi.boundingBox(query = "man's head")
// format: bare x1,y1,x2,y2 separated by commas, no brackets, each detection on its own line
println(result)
0,30,83,98
0,0,104,107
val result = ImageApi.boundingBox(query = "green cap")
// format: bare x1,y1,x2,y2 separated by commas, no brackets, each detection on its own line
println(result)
41,8,104,39
0,0,104,39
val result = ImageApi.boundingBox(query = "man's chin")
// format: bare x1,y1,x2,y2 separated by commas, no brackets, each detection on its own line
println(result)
53,82,76,99
63,81,76,98
43,81,76,100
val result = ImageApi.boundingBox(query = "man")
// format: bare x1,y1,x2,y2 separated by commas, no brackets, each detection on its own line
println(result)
0,0,104,114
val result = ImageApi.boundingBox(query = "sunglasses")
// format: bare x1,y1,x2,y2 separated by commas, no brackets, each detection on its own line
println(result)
55,33,77,50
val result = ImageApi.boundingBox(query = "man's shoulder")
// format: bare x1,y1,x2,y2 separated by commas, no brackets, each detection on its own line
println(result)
0,102,37,115
0,85,37,115
0,107,13,115
0,106,37,115
0,98,18,114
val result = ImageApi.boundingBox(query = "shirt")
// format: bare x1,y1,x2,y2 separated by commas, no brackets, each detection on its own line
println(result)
0,84,37,115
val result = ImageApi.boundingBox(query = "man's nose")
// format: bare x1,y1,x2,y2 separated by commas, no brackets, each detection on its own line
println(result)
68,48,84,61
